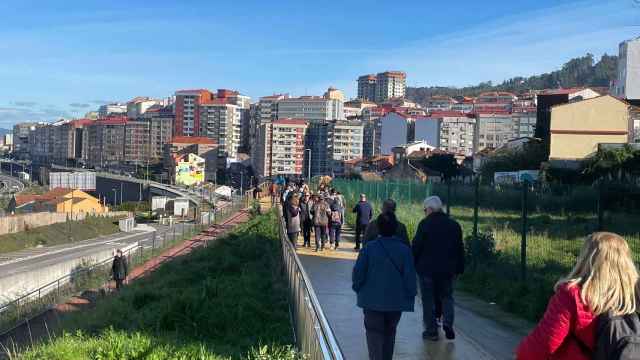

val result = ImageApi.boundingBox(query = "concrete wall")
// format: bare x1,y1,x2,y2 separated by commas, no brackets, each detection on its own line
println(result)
0,211,131,236
0,242,138,305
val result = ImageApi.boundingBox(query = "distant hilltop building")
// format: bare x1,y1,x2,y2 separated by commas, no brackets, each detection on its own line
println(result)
357,71,407,104
613,37,640,101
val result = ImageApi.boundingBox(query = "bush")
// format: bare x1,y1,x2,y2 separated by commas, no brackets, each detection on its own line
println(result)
465,232,496,268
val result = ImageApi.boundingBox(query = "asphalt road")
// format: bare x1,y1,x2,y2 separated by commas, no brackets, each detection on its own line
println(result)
0,222,192,282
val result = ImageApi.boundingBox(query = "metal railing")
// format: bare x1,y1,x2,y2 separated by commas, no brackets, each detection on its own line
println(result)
0,194,249,336
277,205,344,360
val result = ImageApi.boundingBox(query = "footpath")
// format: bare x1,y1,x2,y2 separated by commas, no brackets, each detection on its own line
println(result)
295,224,529,360
0,210,250,352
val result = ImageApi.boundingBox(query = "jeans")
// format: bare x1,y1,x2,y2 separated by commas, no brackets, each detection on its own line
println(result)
329,224,342,246
314,225,327,250
302,222,312,247
115,278,124,290
355,223,367,248
287,232,298,247
420,275,454,334
364,310,402,360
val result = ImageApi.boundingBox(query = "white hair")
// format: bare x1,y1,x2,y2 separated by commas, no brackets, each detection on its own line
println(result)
423,196,443,212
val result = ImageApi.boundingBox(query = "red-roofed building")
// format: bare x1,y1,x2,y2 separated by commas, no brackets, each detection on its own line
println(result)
174,89,214,137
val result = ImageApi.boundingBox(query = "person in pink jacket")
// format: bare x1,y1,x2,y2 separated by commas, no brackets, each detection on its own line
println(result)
516,232,639,359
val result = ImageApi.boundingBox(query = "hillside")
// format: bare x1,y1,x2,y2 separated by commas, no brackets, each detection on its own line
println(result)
406,53,617,105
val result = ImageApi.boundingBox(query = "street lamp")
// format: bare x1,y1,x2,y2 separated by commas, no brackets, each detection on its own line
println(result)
112,188,117,206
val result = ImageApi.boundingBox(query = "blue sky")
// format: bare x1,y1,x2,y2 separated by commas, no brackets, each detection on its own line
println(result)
0,0,638,126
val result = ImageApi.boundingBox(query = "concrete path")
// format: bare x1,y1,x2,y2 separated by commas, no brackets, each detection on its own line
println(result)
295,225,525,360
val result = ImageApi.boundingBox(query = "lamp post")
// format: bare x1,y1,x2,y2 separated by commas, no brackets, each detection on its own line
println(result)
112,188,117,206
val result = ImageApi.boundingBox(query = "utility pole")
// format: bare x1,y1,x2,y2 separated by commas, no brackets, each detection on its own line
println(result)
120,182,123,205
305,149,311,183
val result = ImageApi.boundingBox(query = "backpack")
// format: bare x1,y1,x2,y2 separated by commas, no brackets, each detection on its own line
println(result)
331,210,342,225
314,203,329,226
594,312,640,360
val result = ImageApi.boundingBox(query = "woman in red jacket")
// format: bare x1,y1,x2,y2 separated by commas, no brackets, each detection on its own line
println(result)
516,232,639,360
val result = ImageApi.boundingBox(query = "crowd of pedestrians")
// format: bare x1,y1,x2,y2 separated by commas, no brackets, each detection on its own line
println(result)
274,178,640,360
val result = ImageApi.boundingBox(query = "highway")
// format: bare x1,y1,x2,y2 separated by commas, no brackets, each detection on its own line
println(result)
0,222,193,302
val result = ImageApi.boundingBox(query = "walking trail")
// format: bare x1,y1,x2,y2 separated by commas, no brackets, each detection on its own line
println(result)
294,224,530,360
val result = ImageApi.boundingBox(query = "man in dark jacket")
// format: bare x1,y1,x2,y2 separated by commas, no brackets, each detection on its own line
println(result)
412,196,464,341
111,249,128,290
362,199,409,246
352,193,373,250
299,193,313,247
353,212,417,360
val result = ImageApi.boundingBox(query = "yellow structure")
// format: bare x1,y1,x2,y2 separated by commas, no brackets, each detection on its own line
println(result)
550,95,633,162
175,153,205,186
16,188,108,214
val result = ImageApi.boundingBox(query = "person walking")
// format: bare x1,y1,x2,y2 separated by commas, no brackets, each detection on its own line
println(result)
299,193,313,248
353,193,373,250
353,212,417,360
363,199,409,246
269,182,278,206
412,196,464,341
111,249,128,291
311,196,331,251
329,201,343,249
516,232,640,360
286,196,301,247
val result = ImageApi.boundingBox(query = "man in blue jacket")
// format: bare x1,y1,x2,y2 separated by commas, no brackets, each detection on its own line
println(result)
353,212,417,360
352,193,373,250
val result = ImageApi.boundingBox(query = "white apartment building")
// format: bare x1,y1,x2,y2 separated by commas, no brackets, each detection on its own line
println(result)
614,37,640,100
255,119,307,178
474,113,517,152
375,71,406,103
249,94,288,165
436,114,476,155
126,97,163,119
512,110,537,139
199,102,242,161
305,120,364,177
277,96,344,123
98,103,127,118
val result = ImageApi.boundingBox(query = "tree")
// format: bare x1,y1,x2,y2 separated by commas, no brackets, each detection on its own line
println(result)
479,142,547,182
419,154,460,181
583,145,639,182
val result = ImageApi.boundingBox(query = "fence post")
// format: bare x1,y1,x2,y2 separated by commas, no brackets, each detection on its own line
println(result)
446,180,451,216
521,182,528,281
597,181,604,231
473,177,479,239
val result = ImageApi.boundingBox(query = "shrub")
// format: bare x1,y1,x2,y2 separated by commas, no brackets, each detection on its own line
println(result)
465,232,496,268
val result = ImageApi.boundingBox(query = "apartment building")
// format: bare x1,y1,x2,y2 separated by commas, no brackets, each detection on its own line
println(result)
255,119,307,178
426,96,455,111
87,116,128,167
98,103,127,118
357,74,377,102
375,71,406,103
126,97,164,119
433,113,476,155
474,92,516,113
12,122,40,159
174,89,214,137
199,101,242,161
276,94,344,123
27,119,93,165
473,112,517,152
142,106,174,164
512,105,537,138
613,37,640,100
304,120,364,177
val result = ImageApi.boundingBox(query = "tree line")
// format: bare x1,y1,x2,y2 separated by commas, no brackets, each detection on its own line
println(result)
406,53,617,105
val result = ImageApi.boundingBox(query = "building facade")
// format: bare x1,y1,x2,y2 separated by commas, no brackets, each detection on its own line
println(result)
199,101,242,161
614,37,640,100
98,103,127,118
357,74,377,102
255,119,307,178
549,95,635,165
473,112,517,152
434,113,476,155
276,94,344,123
375,71,406,103
174,89,214,137
164,137,218,183
87,116,127,168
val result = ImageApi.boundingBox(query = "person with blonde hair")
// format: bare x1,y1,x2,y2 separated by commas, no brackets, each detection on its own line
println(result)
517,232,640,360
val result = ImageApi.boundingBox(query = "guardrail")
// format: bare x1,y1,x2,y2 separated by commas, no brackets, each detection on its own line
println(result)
0,194,249,336
277,205,344,360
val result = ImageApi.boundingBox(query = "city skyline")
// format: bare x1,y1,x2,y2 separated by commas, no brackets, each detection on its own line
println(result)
0,0,638,126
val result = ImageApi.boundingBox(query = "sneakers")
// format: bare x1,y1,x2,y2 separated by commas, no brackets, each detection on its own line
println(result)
443,325,455,340
422,331,438,341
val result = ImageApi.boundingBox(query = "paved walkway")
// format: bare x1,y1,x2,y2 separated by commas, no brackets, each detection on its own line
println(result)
295,225,525,360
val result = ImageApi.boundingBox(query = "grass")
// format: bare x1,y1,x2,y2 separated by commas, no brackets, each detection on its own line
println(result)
0,216,122,255
10,211,299,360
335,181,640,321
